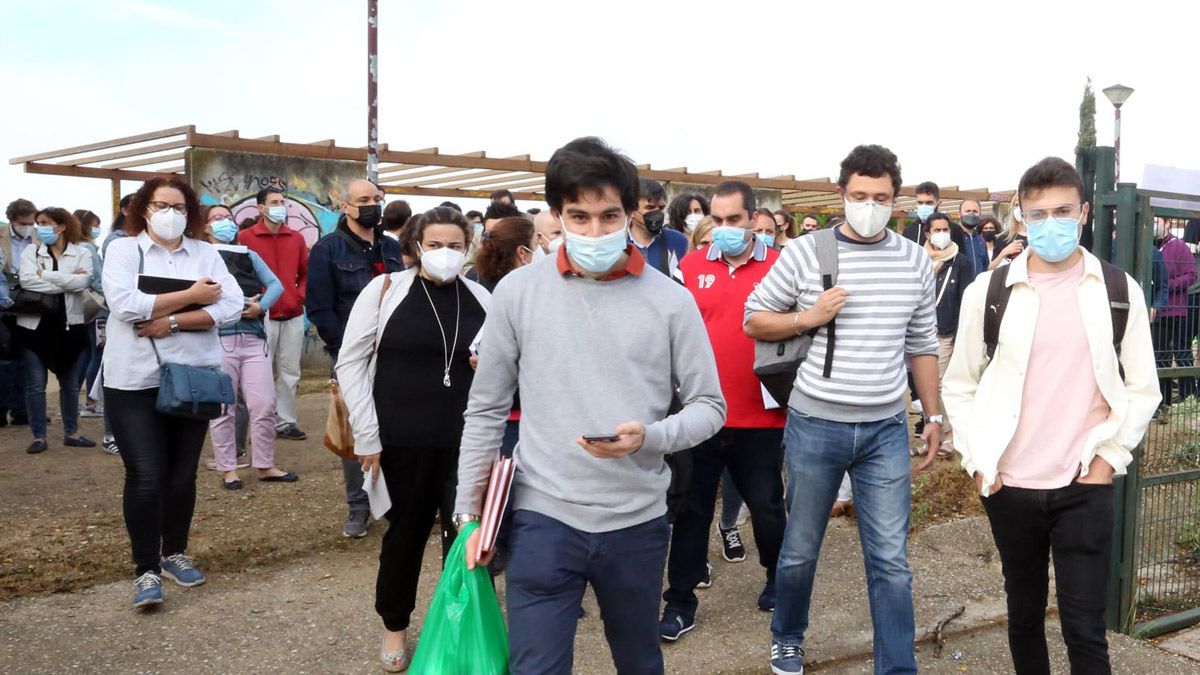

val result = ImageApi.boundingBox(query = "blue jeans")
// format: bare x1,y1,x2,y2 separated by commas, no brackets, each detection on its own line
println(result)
719,468,745,529
23,347,86,440
506,509,670,675
772,409,917,674
0,354,26,416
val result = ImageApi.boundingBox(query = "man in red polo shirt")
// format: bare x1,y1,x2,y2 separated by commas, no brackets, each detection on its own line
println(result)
241,187,310,441
659,180,788,642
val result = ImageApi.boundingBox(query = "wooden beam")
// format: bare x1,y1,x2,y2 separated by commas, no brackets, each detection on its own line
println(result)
381,185,544,202
189,132,367,162
25,161,174,182
377,163,425,176
101,152,186,169
53,139,190,167
440,177,545,192
308,139,336,146
388,169,514,188
379,166,484,184
252,134,281,142
9,124,194,165
428,172,541,190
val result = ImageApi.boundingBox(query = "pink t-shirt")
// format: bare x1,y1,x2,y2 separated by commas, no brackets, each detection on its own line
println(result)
998,260,1111,489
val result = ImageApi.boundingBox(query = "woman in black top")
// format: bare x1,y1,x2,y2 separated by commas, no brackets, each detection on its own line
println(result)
335,206,490,672
466,216,536,292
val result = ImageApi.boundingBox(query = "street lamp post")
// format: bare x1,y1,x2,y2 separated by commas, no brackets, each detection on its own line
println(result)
367,0,379,183
1102,83,1134,181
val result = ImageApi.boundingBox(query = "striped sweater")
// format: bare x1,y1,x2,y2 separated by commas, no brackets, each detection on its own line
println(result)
745,228,939,422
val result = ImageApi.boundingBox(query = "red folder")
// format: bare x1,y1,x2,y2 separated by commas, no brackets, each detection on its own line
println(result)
475,454,515,562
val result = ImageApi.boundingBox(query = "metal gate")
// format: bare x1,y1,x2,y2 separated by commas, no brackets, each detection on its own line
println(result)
1082,146,1200,636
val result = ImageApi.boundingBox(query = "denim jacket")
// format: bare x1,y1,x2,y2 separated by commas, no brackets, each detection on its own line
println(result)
305,217,403,354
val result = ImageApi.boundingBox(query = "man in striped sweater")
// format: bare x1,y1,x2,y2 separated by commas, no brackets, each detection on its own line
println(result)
745,144,943,675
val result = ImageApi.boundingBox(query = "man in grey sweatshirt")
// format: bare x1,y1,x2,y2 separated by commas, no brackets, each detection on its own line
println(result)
454,137,726,675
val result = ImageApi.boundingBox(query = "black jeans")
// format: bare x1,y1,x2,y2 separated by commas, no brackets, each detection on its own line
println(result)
662,426,786,617
105,387,210,576
1155,315,1196,403
982,482,1114,675
375,445,458,631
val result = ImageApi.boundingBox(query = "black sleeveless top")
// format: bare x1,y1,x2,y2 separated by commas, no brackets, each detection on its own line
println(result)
374,277,487,450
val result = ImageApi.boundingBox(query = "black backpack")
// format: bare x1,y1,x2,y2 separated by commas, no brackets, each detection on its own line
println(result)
983,258,1130,371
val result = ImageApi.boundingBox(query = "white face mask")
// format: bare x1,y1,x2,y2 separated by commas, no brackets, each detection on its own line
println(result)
930,231,951,250
530,245,547,262
148,209,187,241
843,199,892,239
684,213,704,230
419,245,466,284
547,236,565,253
12,224,33,239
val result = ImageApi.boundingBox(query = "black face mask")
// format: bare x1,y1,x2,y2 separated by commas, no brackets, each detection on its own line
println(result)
354,204,382,229
961,214,981,229
642,209,665,235
981,231,996,242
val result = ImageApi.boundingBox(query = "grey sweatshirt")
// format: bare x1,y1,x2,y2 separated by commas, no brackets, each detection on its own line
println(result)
454,252,726,533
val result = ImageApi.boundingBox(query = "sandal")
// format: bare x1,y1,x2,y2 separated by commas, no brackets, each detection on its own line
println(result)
936,441,955,459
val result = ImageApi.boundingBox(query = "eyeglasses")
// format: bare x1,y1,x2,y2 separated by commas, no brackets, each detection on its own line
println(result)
1016,203,1082,223
149,201,188,215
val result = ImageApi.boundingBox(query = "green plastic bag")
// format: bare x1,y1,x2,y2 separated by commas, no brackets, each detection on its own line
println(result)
409,521,510,675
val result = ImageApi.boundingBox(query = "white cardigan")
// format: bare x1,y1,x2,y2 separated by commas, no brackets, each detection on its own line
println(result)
16,241,94,330
942,249,1160,496
336,268,491,457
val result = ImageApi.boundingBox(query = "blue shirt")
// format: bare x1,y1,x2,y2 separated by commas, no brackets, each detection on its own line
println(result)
631,228,688,281
961,230,990,277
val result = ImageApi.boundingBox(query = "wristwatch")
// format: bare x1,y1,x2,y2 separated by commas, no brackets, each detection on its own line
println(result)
167,315,181,336
925,414,945,426
451,513,480,528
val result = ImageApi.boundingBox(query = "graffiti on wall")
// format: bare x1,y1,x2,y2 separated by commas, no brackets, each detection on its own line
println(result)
188,148,367,248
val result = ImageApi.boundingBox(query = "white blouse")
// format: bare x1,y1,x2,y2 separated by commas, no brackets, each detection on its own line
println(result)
101,232,244,391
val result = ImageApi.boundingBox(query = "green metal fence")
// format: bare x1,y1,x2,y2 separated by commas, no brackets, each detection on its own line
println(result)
1083,146,1200,636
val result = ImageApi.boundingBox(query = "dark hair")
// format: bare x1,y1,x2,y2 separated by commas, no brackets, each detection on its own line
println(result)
255,187,285,205
126,176,205,239
484,202,521,222
837,145,903,198
112,193,135,231
978,216,1001,232
668,192,709,232
202,204,234,221
35,207,83,245
544,137,639,213
413,207,472,256
1017,157,1085,203
915,181,940,200
713,181,756,214
923,212,966,248
475,216,535,283
1185,218,1200,246
73,209,101,230
382,200,412,232
238,217,257,230
638,178,667,204
526,207,541,215
439,200,463,213
5,198,36,223
489,189,514,203
398,215,421,259
774,210,798,238
465,210,483,221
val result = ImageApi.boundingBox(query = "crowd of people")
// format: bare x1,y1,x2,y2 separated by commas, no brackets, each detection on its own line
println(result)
0,135,1173,674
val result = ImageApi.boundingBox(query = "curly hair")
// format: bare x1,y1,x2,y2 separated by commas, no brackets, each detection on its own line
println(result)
35,207,83,245
125,176,205,239
668,192,709,232
837,144,903,198
475,216,535,283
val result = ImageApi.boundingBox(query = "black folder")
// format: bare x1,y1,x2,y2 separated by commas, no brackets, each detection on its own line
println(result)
137,274,205,314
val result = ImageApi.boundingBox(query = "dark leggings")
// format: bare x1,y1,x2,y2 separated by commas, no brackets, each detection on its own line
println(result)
375,445,459,631
105,387,210,576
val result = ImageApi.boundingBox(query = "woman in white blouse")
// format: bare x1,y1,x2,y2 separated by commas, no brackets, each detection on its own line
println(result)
15,207,95,455
101,176,243,611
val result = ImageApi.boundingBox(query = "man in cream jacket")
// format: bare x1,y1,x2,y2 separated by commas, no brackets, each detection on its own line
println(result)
943,157,1159,675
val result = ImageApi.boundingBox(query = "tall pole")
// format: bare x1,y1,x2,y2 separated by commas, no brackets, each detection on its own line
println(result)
367,0,379,183
1113,105,1122,182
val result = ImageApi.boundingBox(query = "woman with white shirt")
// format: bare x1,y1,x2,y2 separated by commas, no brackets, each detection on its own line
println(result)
101,176,243,610
17,207,95,454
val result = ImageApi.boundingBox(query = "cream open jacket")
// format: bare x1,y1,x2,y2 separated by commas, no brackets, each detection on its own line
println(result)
942,248,1160,496
336,268,491,457
16,242,94,330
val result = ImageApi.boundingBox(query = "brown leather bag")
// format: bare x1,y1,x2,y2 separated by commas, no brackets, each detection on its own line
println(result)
323,274,392,461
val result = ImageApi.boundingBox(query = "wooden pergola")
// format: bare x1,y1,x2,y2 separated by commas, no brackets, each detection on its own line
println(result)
9,125,1008,217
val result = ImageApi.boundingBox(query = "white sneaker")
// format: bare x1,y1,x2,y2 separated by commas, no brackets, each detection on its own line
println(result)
910,399,924,414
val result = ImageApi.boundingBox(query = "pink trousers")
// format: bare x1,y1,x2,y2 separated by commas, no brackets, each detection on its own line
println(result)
210,333,276,471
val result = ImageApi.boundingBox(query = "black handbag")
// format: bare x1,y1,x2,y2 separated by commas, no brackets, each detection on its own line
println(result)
10,288,59,316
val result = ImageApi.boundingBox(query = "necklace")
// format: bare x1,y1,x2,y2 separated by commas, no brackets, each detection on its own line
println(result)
418,276,461,387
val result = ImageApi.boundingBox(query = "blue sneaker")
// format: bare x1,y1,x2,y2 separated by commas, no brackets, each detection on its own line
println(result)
160,553,206,587
658,609,695,642
133,572,163,609
770,642,805,674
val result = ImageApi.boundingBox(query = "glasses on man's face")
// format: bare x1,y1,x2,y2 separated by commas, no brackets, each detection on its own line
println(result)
1017,203,1082,224
149,201,187,214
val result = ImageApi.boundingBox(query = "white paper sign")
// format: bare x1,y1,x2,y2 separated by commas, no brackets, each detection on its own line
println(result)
362,467,392,520
762,383,782,410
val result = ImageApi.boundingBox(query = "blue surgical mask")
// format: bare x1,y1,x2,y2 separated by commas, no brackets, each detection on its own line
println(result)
755,233,776,248
1026,215,1081,263
561,217,629,273
211,218,239,243
916,204,936,221
36,225,59,246
711,226,750,256
267,205,288,224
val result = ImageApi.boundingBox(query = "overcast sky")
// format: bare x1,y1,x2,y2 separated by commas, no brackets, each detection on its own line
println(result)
1,0,1196,227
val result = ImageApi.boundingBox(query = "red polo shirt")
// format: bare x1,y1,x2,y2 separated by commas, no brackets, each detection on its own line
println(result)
680,241,786,429
239,217,309,320
556,243,646,279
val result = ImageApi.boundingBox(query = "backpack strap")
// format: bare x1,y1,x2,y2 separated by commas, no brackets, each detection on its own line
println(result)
1098,258,1130,377
983,263,1014,364
811,229,840,378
